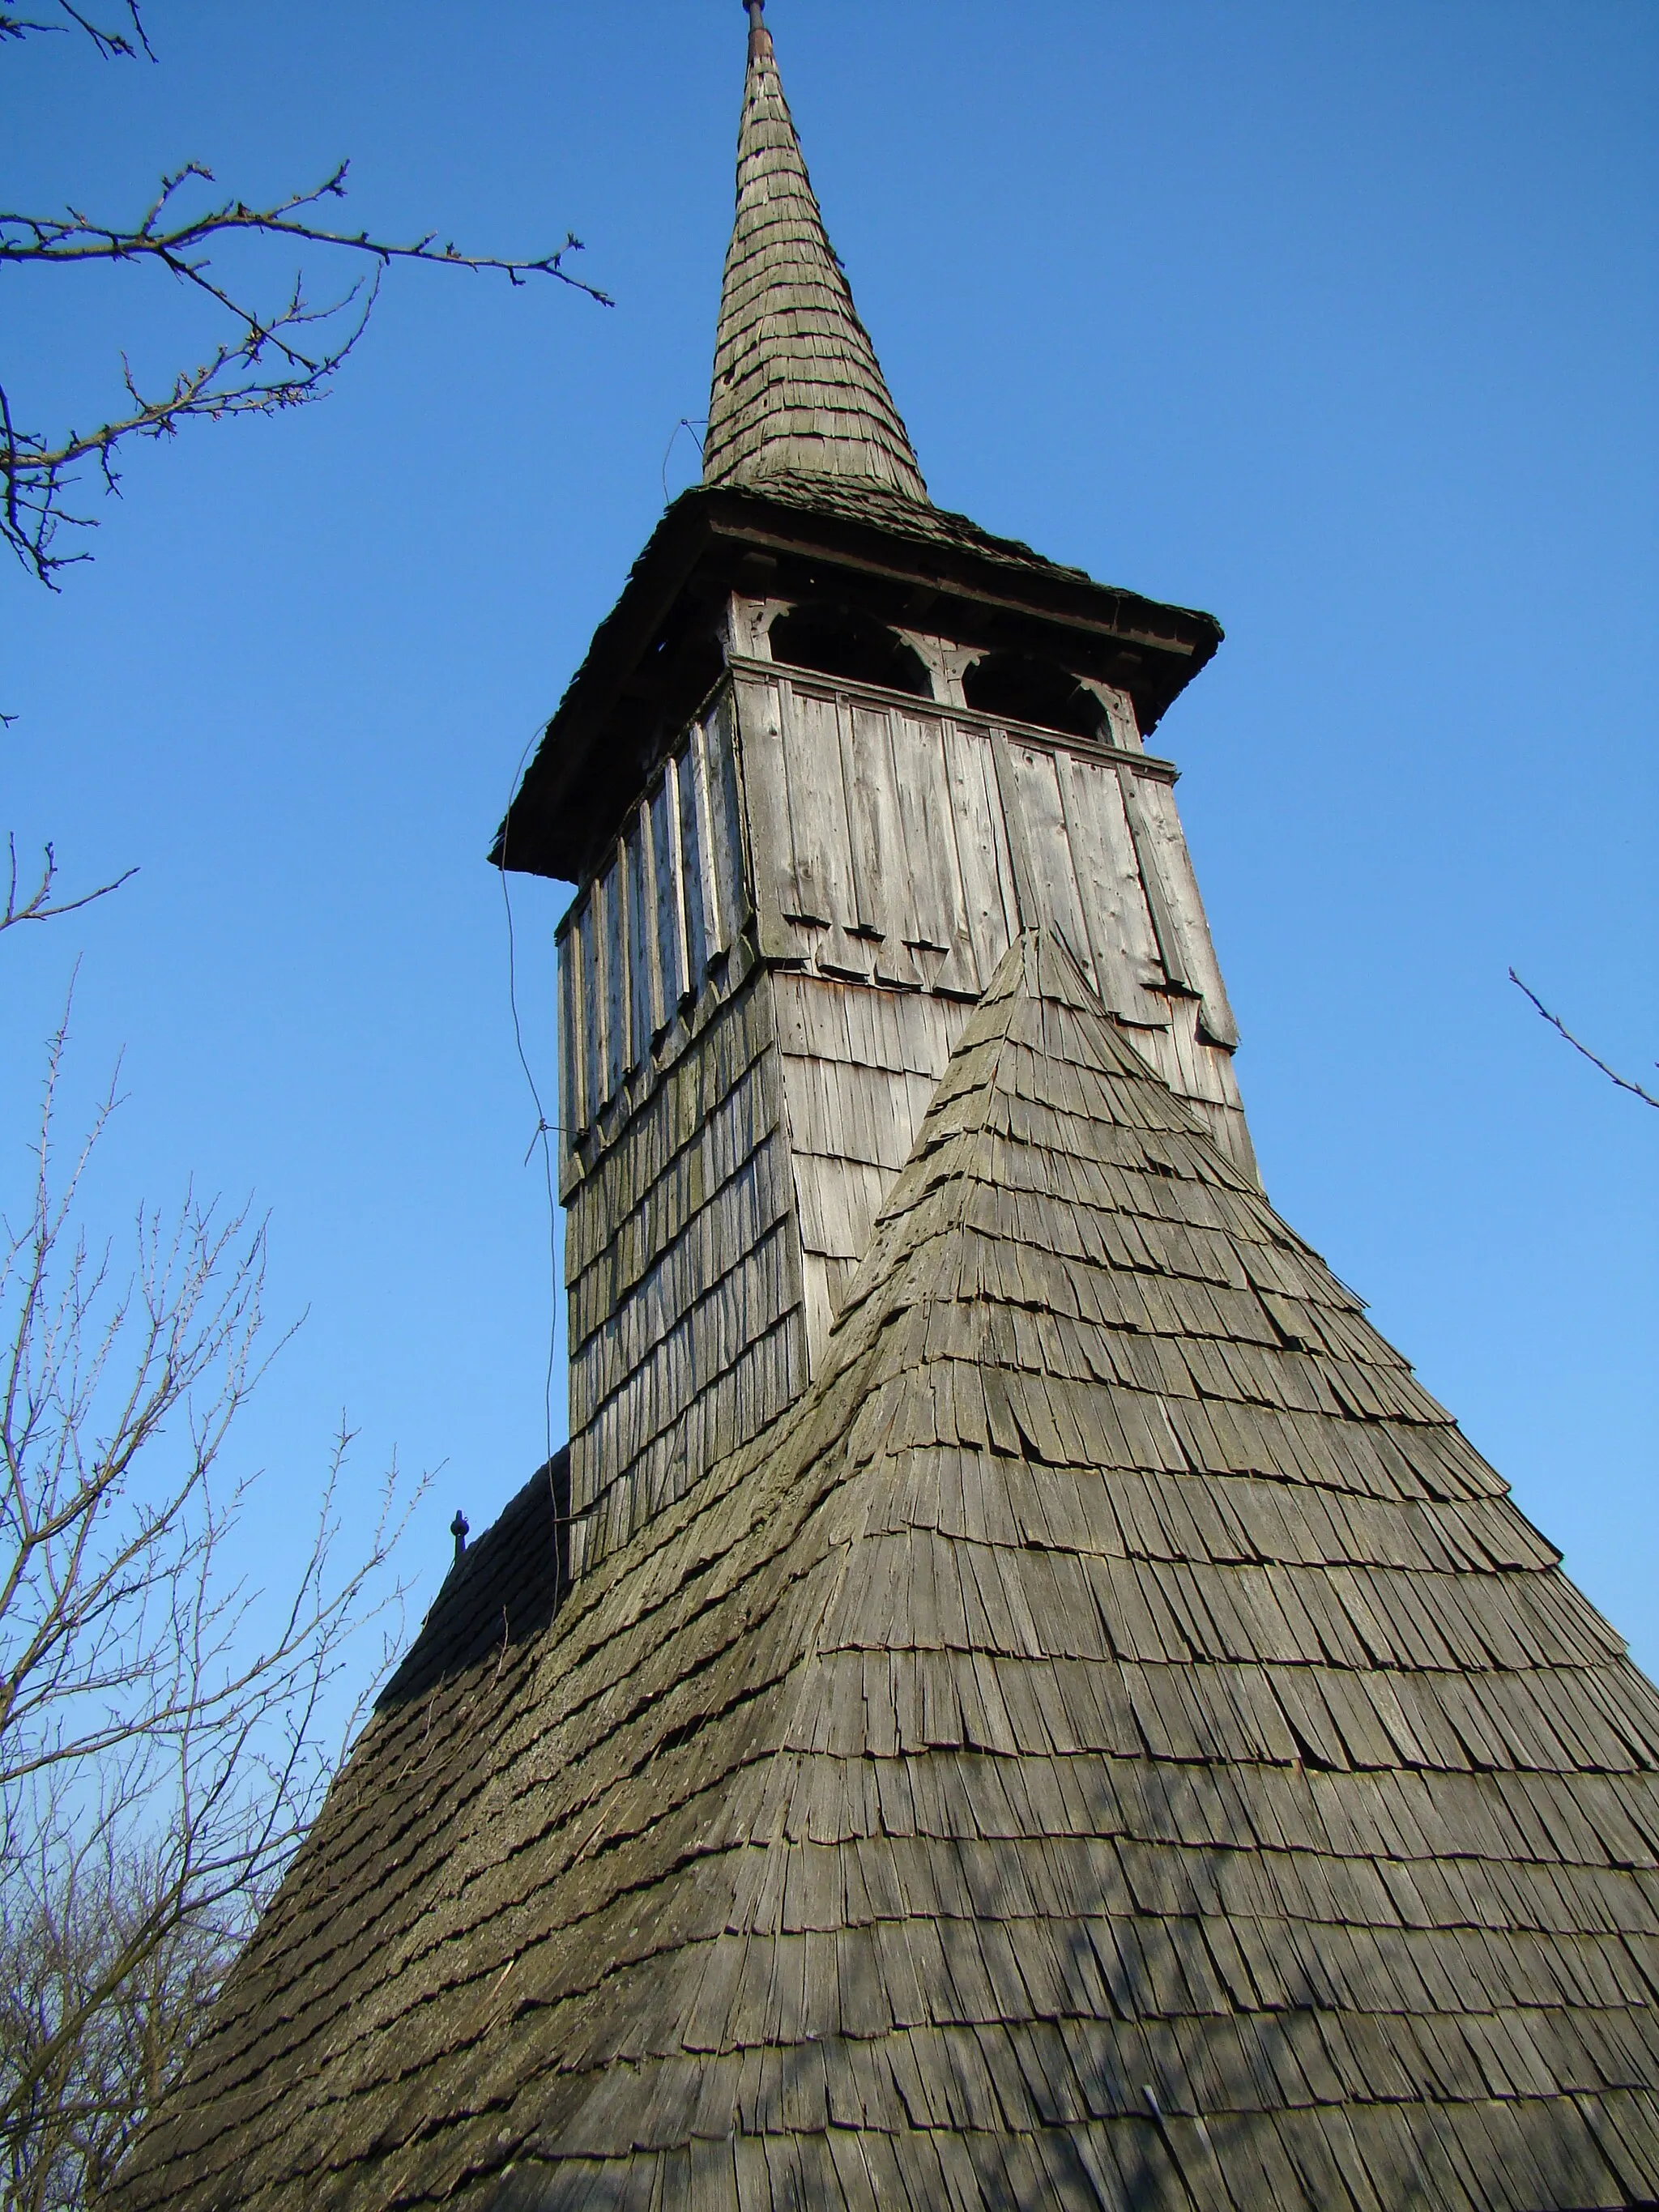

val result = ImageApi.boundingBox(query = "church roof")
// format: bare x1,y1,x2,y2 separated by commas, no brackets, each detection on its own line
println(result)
702,3,930,502
113,934,1659,2211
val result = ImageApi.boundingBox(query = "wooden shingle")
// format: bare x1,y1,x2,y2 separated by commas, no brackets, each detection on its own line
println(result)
114,933,1659,2210
702,14,928,504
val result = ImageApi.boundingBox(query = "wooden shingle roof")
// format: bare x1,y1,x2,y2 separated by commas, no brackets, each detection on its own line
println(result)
702,7,929,502
114,935,1659,2211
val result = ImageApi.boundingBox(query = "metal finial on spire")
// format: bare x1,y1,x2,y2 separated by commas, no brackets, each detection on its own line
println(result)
744,0,767,55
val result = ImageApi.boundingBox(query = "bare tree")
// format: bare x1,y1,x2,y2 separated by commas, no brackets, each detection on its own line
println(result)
0,999,423,2210
2,2,611,583
1,15,497,2191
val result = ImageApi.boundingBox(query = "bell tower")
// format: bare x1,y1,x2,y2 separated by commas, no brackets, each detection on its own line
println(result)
497,2,1252,1580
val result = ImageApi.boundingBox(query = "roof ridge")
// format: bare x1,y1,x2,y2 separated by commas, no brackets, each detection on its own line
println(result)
701,6,930,502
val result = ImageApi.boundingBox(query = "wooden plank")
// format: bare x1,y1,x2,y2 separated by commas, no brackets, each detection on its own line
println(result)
728,676,801,962
1008,739,1094,980
1057,749,1167,1028
674,739,710,987
889,707,979,996
842,700,921,988
577,894,604,1132
778,681,871,978
945,720,1019,987
988,725,1038,931
558,910,585,1144
651,768,687,1015
707,688,752,955
1098,683,1142,753
775,682,840,925
686,715,723,963
599,855,628,1105
1136,774,1242,1049
627,805,656,1068
1115,761,1191,994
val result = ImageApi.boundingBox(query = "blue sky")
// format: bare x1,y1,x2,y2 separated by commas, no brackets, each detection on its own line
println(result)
5,0,1655,1677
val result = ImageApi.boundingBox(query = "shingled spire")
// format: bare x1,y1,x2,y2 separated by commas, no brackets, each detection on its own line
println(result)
702,1,929,501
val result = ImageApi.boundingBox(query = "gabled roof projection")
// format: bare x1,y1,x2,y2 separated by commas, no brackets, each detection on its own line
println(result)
114,936,1659,2211
702,0,929,501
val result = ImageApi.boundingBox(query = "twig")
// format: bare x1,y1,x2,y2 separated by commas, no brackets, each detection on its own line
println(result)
1508,969,1659,1111
2,837,137,933
0,0,151,58
1,158,611,583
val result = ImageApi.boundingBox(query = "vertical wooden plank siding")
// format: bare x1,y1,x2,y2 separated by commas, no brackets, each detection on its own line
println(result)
1115,761,1192,995
1056,752,1169,1029
557,904,582,1150
1135,775,1241,1049
987,727,1038,931
650,772,685,1018
676,738,711,985
842,701,920,988
1004,739,1094,982
576,897,603,1130
778,682,870,978
562,676,1247,1166
889,706,978,994
702,691,748,959
601,860,629,1106
729,675,801,961
627,812,656,1070
557,661,1259,1579
944,720,1020,987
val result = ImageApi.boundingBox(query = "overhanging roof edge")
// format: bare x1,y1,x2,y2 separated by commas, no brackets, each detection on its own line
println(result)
491,483,1223,883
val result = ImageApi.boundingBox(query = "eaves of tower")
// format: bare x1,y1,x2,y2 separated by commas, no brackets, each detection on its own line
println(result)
492,479,1223,887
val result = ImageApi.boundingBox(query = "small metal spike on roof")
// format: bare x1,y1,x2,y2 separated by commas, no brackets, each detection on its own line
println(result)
702,0,930,501
449,1509,468,1562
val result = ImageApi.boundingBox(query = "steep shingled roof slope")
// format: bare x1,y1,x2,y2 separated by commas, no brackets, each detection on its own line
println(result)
701,7,929,501
113,937,1659,2211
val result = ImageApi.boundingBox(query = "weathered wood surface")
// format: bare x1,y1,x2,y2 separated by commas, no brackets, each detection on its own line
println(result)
564,976,806,1579
727,661,1254,1179
116,935,1659,2212
700,11,929,502
556,696,745,1174
776,974,971,1356
556,649,1256,1576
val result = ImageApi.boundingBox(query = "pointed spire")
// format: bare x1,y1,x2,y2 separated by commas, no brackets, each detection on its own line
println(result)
702,1,929,503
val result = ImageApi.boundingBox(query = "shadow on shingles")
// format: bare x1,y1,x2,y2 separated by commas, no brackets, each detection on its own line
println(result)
377,1448,569,1708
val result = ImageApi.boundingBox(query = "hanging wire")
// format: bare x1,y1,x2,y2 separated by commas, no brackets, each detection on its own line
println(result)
497,723,564,1486
661,415,708,505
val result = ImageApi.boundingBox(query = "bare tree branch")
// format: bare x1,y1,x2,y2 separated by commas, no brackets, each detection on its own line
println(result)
1509,969,1659,1111
2,840,136,936
0,0,151,61
2,46,611,583
0,999,427,2206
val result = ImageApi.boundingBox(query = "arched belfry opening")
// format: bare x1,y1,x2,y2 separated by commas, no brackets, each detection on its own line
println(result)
767,602,932,698
962,648,1109,742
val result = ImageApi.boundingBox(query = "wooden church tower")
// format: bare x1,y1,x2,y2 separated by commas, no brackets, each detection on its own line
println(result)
115,10,1659,2209
499,0,1251,1586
